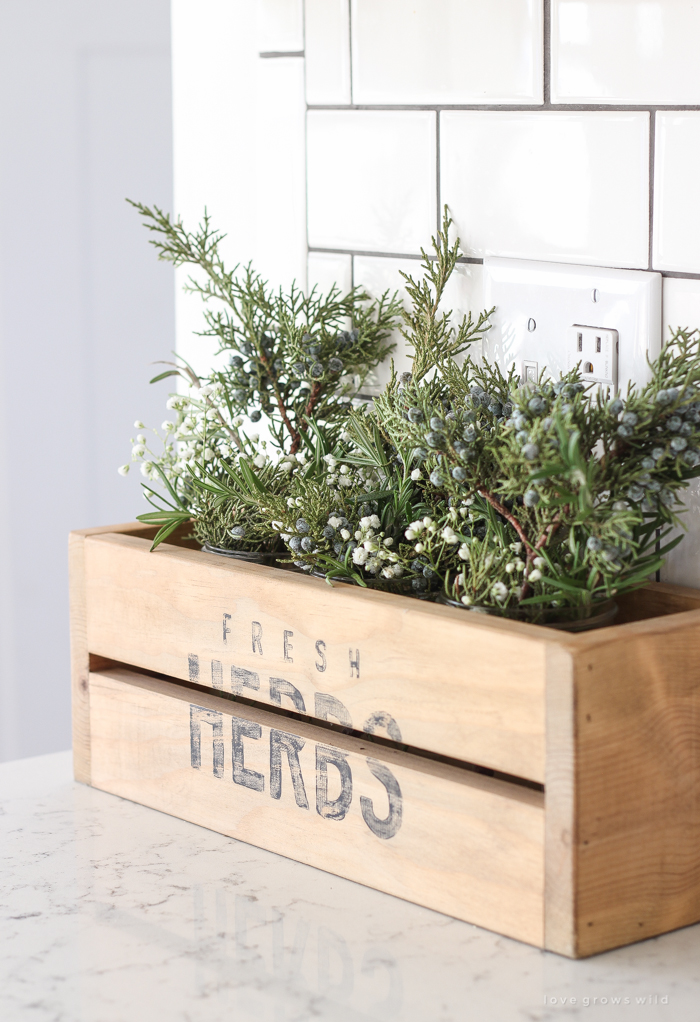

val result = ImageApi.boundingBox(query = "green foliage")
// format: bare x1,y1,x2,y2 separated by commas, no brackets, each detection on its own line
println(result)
122,203,402,550
398,207,492,387
128,201,401,453
367,217,700,614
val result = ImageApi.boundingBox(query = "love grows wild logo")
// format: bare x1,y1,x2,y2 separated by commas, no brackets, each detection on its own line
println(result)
544,994,669,1007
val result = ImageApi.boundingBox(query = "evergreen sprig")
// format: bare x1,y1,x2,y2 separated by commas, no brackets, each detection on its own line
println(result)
398,207,492,385
129,201,401,453
121,203,401,550
308,218,700,616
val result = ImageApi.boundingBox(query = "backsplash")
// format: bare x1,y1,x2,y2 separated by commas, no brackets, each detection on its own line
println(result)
172,0,700,586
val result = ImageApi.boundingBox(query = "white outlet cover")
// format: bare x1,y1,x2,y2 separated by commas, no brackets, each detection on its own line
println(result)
482,257,662,392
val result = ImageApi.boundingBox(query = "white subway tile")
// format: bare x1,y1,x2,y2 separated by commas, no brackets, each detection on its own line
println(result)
172,0,260,376
257,0,304,52
307,111,436,254
305,0,351,105
352,255,413,303
442,263,487,357
659,277,700,588
351,0,543,105
353,255,418,391
440,111,649,269
307,251,352,296
658,478,698,592
552,0,700,105
253,57,307,292
353,255,485,391
660,479,700,588
664,278,700,340
654,114,700,274
308,252,353,334
175,46,308,376
172,0,258,261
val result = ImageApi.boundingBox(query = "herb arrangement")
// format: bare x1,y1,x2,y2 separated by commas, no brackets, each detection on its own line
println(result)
121,206,700,626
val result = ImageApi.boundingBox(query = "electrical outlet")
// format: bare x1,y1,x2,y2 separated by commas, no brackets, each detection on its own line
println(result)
482,258,662,393
567,325,618,389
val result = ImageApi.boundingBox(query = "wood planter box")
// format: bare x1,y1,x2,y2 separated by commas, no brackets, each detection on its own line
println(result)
70,522,700,958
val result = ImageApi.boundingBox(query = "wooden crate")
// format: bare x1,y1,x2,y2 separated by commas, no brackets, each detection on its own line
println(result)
70,522,700,958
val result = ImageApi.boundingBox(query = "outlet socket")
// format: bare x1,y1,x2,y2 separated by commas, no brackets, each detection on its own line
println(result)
482,258,661,392
568,325,618,390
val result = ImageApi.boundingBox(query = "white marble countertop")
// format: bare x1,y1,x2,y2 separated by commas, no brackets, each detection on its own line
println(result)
1,752,698,1022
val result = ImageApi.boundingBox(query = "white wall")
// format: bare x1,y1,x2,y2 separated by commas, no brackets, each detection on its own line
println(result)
0,0,174,761
173,0,700,590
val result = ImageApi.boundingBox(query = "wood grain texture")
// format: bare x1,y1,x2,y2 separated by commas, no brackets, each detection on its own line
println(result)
83,532,552,782
76,525,700,957
615,581,700,624
89,666,545,946
570,611,700,956
69,523,158,784
544,643,577,956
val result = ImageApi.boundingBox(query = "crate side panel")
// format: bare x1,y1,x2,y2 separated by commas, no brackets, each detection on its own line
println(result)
615,582,700,624
69,523,153,783
69,532,90,783
89,668,545,947
84,534,547,782
544,644,576,957
573,616,700,956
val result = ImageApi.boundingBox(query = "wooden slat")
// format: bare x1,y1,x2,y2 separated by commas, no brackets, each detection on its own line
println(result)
544,642,577,956
83,532,551,783
615,580,700,624
88,666,545,946
69,522,162,784
569,611,700,956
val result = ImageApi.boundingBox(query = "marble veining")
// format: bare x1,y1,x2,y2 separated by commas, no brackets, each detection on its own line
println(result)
1,752,697,1021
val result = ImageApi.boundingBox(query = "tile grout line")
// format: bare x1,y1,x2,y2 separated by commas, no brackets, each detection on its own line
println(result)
302,3,310,286
309,246,481,263
658,270,700,280
308,246,700,281
306,103,700,113
259,51,305,58
648,111,656,273
348,0,354,106
543,0,551,106
435,112,441,234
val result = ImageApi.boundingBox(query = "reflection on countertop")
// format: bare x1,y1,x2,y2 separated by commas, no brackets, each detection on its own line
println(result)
1,751,697,1021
